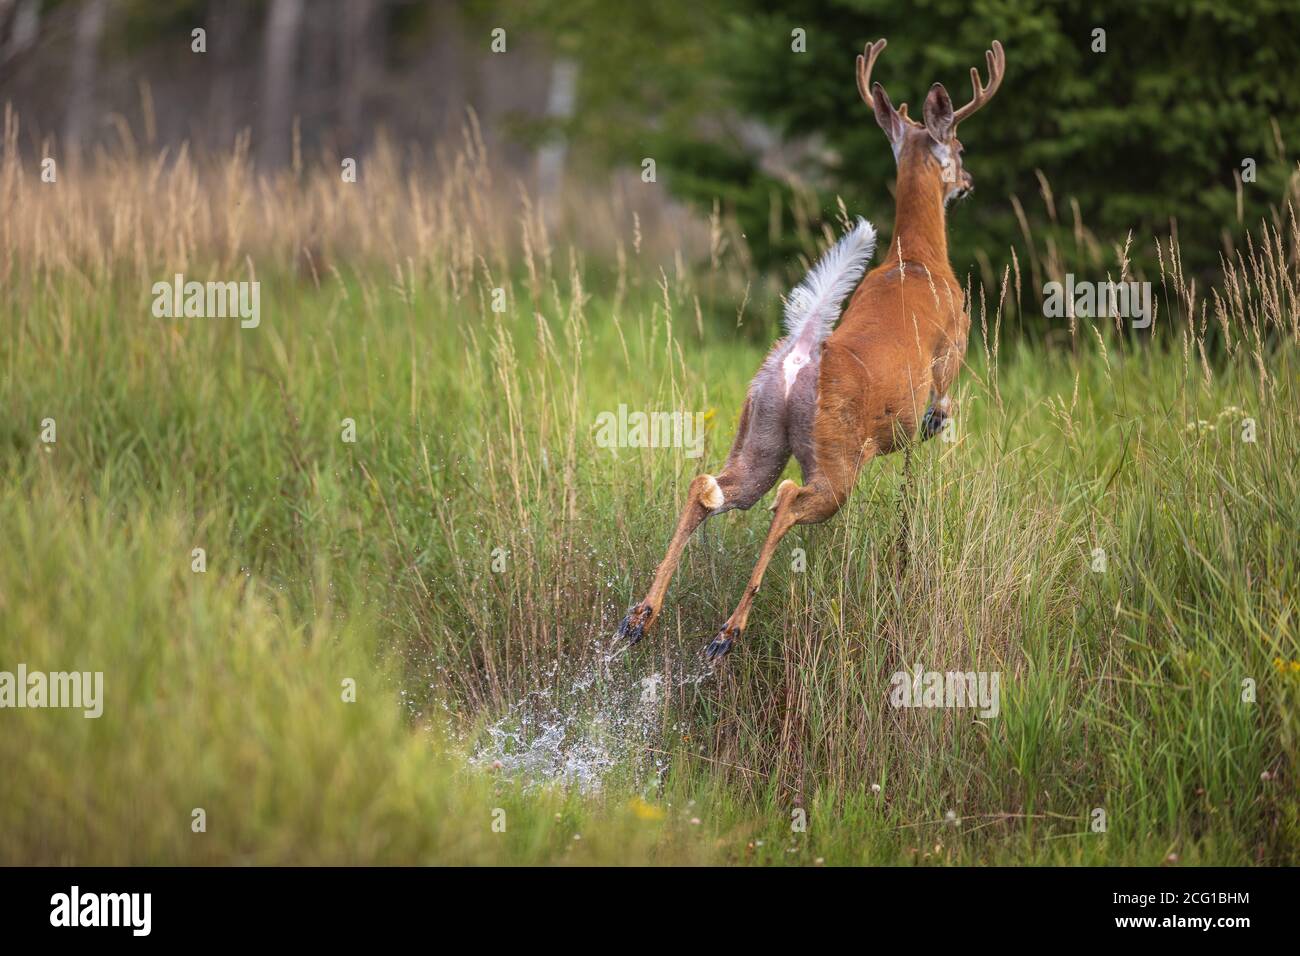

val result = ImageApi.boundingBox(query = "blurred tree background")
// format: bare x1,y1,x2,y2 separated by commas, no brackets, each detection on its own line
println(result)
3,0,1298,304
511,0,1300,286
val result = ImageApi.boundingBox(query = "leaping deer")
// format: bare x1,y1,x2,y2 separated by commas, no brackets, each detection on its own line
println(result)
617,38,1005,662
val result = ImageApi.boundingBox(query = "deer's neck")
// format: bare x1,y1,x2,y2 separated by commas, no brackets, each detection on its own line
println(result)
886,166,949,273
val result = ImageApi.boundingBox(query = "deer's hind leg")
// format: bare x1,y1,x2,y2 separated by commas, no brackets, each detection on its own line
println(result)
705,367,875,662
617,391,790,645
702,463,869,662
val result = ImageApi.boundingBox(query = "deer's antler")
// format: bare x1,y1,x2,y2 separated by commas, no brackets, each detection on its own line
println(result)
857,39,919,127
855,39,888,110
951,40,1005,126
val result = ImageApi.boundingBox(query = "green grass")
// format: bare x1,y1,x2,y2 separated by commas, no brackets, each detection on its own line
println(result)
1,248,1297,864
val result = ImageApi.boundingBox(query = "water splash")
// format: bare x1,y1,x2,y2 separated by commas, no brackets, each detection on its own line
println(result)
471,633,712,793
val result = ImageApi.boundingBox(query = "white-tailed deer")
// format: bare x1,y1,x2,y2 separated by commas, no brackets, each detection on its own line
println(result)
618,38,1005,662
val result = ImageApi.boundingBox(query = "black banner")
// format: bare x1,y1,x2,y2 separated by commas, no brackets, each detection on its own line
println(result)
0,866,1289,941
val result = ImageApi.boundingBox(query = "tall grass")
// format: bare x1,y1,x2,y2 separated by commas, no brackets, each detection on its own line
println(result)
1,111,1297,864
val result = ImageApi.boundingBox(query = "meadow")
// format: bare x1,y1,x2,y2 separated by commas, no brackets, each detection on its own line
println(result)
1,111,1297,865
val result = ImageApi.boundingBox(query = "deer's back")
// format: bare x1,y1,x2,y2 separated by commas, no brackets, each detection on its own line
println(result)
815,265,966,454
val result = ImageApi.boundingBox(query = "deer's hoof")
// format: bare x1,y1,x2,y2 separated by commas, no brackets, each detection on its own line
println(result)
616,602,654,646
704,626,740,663
921,396,952,440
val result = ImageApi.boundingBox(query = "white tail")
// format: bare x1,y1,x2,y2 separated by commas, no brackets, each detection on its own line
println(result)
782,217,876,342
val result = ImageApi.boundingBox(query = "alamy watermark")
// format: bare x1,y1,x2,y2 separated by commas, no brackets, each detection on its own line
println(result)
50,886,150,936
0,664,103,718
151,273,260,328
593,404,705,459
889,667,1000,718
1043,274,1151,329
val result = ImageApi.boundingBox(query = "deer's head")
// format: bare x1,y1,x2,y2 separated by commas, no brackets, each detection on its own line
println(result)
857,39,1005,205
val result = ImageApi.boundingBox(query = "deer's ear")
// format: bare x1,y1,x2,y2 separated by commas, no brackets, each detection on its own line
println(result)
871,82,906,151
923,82,954,143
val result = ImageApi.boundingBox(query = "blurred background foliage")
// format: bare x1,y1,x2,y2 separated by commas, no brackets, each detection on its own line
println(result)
511,0,1300,281
3,0,1298,302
